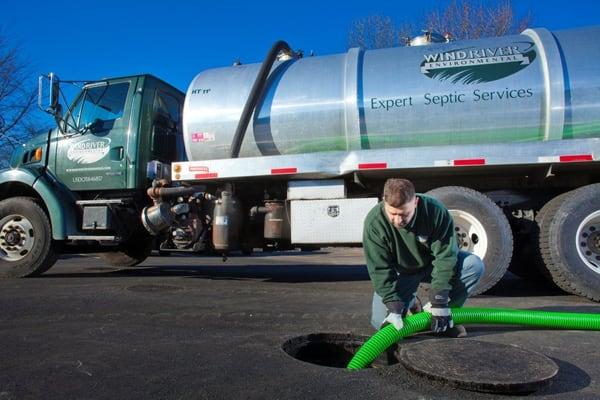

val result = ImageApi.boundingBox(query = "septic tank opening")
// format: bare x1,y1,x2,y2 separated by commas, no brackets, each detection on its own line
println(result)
282,333,398,368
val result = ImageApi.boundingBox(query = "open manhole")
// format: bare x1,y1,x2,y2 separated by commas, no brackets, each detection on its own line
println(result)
282,333,398,368
127,284,183,293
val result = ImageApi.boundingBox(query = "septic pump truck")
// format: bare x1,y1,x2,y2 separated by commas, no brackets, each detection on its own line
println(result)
1,26,600,303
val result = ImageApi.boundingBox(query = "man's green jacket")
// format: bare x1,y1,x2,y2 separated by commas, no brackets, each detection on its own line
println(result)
362,194,459,305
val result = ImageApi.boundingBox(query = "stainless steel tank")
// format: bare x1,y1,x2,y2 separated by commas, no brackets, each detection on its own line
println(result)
183,26,600,161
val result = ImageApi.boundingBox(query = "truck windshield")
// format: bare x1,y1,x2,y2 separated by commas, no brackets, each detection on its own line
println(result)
67,82,130,131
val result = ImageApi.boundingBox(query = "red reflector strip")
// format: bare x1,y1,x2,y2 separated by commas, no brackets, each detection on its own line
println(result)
194,173,218,179
453,158,486,166
271,167,297,174
559,154,593,162
358,162,388,170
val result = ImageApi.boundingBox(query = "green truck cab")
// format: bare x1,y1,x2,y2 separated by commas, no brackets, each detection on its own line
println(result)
0,74,185,277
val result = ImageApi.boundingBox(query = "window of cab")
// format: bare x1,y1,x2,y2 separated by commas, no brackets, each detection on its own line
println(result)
66,81,130,132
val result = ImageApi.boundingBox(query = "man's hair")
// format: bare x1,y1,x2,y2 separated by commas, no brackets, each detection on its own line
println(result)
383,178,415,207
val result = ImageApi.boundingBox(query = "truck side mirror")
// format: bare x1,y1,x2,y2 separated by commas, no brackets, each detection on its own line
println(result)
38,72,62,118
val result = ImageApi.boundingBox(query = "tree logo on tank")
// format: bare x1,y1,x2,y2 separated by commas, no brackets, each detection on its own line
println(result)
420,41,536,84
67,138,111,164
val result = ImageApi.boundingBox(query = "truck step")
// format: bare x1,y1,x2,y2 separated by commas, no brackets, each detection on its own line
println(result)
67,235,117,241
76,199,130,205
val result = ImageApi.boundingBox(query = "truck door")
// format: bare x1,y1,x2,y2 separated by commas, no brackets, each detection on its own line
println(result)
54,78,136,191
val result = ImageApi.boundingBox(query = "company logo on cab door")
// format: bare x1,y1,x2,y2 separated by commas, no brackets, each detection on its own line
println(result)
67,138,111,164
420,41,537,84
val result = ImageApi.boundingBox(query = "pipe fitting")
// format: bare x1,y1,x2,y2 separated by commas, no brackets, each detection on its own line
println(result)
141,202,173,235
147,185,207,201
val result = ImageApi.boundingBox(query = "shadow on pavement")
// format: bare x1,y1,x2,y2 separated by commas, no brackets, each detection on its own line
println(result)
479,272,565,298
148,250,330,258
541,357,592,395
44,264,371,283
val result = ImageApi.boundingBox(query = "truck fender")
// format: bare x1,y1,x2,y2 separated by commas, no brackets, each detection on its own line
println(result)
0,168,79,240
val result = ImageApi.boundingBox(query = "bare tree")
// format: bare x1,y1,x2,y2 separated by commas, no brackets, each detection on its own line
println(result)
348,16,415,49
347,15,395,49
347,0,531,49
0,33,36,138
426,0,531,41
0,31,38,166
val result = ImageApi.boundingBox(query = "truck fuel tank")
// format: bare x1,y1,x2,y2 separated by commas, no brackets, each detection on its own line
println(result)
212,191,243,252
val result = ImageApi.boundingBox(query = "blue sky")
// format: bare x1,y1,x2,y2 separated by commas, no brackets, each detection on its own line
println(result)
2,0,599,95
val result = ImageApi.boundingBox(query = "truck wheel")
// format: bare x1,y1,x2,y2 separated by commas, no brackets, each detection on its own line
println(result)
426,186,513,295
539,184,600,301
0,197,58,278
531,191,576,289
99,231,153,267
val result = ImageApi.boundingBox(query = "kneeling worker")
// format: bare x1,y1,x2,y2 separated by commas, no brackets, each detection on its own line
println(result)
363,178,484,337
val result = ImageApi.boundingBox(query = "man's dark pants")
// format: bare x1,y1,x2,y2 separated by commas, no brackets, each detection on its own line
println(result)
371,251,484,329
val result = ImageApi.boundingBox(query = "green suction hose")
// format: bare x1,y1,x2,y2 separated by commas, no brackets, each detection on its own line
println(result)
347,307,600,370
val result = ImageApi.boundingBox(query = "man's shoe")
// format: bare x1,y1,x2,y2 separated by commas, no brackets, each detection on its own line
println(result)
426,325,468,338
440,324,467,338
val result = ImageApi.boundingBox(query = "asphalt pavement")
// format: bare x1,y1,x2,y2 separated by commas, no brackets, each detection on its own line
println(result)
1,248,600,399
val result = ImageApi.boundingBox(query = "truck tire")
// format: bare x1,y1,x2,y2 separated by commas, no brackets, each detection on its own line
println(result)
99,231,153,267
539,184,600,301
426,186,513,295
0,197,58,278
531,191,576,290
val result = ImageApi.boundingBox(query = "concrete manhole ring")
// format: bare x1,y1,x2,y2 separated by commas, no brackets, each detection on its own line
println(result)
127,284,184,293
399,339,558,394
282,333,398,368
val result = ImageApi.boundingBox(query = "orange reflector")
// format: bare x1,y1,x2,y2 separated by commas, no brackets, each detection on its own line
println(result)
33,147,43,162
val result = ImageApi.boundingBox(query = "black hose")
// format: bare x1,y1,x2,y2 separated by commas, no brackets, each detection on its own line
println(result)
147,185,207,200
229,41,294,158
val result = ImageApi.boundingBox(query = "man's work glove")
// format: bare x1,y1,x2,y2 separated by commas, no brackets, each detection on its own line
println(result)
383,312,404,330
382,300,405,330
423,291,453,333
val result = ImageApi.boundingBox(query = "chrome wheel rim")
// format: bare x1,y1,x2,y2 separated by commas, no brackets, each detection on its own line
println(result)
576,210,600,273
450,209,488,259
0,214,35,262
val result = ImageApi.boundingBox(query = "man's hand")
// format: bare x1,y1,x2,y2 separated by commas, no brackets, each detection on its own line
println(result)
423,301,453,333
383,312,404,330
383,300,405,330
